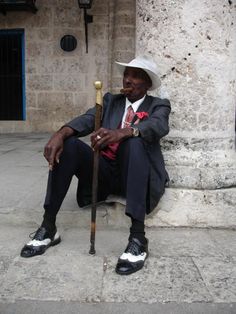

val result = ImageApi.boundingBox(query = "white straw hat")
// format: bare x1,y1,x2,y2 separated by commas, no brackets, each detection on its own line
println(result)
115,55,161,90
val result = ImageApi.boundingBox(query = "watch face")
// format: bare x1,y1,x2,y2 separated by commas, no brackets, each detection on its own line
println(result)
133,127,139,137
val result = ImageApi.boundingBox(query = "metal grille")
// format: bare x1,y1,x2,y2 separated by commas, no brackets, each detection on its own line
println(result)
0,29,24,120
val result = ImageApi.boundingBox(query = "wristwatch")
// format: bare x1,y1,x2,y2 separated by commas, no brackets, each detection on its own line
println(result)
131,127,140,137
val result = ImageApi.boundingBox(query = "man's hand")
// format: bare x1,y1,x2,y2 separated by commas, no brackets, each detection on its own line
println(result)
44,126,75,170
91,127,133,151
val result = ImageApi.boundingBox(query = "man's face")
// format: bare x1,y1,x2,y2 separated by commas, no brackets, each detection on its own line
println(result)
122,67,152,103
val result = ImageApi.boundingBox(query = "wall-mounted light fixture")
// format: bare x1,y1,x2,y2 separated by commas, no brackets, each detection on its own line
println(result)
78,0,93,53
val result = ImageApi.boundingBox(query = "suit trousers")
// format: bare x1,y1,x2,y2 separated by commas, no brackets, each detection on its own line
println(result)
43,136,150,222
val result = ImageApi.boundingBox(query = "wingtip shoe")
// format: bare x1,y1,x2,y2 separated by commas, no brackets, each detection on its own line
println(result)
20,226,61,258
115,237,148,275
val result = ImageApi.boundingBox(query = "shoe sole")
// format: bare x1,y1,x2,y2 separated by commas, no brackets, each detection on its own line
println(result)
115,263,144,275
20,235,61,258
115,253,149,275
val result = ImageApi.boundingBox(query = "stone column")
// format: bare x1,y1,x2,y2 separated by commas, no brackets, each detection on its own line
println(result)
136,0,236,227
109,0,136,93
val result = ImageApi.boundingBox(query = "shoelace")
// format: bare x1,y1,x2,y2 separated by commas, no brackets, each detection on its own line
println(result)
125,240,141,256
29,227,44,240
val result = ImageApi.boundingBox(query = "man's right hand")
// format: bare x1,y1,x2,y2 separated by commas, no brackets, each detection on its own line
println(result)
44,126,75,170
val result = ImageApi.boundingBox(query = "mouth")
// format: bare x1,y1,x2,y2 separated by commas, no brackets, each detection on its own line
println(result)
120,87,133,94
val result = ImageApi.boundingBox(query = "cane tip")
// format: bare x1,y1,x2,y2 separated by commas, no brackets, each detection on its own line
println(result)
94,81,102,89
89,249,96,255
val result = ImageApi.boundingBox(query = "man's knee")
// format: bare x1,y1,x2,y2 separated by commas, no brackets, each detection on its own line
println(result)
62,137,89,158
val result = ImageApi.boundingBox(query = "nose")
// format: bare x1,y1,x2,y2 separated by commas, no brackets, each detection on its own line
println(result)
124,74,132,85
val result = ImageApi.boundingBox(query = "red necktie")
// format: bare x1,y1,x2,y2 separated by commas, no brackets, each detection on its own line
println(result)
101,105,135,160
123,105,135,128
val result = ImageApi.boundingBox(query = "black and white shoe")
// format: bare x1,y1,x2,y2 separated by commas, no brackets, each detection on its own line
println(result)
115,238,148,275
20,226,61,258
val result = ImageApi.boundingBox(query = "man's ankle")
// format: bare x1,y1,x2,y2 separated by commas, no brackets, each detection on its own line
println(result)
41,214,56,232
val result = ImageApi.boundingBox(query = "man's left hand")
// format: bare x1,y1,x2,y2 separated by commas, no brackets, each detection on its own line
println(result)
91,127,133,151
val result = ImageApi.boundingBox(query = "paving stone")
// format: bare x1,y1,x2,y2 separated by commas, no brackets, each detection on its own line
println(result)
102,256,212,303
193,256,236,302
1,253,103,302
148,228,223,258
208,229,236,257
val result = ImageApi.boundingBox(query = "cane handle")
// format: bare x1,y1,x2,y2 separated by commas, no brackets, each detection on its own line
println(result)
94,81,102,106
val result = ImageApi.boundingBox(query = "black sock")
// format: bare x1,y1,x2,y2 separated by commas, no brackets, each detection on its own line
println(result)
41,213,56,231
129,218,146,244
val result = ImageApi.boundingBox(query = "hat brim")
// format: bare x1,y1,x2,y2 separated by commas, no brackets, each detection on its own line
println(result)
115,61,161,91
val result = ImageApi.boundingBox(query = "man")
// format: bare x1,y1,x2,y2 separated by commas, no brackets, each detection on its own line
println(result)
20,55,171,275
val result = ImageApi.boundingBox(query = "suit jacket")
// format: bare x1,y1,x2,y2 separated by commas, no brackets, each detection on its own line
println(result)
66,92,171,214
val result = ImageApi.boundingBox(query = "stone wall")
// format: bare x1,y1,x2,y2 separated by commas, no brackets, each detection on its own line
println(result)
0,0,135,132
136,0,236,227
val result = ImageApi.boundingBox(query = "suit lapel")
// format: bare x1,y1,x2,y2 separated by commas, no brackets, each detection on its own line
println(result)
109,96,126,129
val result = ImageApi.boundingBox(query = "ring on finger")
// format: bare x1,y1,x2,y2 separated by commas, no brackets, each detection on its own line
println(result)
96,135,101,140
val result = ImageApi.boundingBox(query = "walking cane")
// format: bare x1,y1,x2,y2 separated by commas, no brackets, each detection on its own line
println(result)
89,81,103,255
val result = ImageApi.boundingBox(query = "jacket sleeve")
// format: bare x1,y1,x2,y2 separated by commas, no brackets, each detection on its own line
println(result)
137,98,171,142
65,93,111,137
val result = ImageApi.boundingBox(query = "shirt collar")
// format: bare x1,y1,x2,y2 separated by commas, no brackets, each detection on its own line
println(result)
125,95,146,112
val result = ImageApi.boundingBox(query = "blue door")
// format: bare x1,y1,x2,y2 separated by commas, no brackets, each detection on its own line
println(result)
0,29,25,120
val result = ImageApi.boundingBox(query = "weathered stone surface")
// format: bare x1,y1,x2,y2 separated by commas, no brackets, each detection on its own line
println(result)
1,254,103,302
135,0,236,223
193,256,236,302
53,7,81,28
53,73,85,92
26,42,53,58
27,75,53,91
148,228,223,258
146,188,236,228
5,7,53,28
102,256,212,303
36,58,68,74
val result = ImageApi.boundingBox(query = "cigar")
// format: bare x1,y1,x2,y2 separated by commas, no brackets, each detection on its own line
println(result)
120,87,133,94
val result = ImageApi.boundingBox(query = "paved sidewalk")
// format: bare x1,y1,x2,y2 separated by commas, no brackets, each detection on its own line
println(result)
0,133,236,314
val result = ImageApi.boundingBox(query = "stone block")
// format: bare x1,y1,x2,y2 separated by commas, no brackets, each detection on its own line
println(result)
91,0,109,15
54,7,81,28
53,73,85,92
92,24,109,39
74,93,90,115
114,26,135,38
54,0,75,7
102,256,212,303
26,42,53,58
115,13,135,26
1,254,103,302
67,58,89,74
37,92,75,117
5,7,53,28
26,92,37,109
36,57,68,74
193,256,236,302
148,228,222,258
27,75,53,91
26,58,38,74
26,28,53,42
162,136,234,152
146,187,236,228
208,229,236,257
116,0,136,12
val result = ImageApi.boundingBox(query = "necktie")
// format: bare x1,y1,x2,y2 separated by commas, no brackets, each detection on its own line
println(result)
101,105,135,160
123,105,135,128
